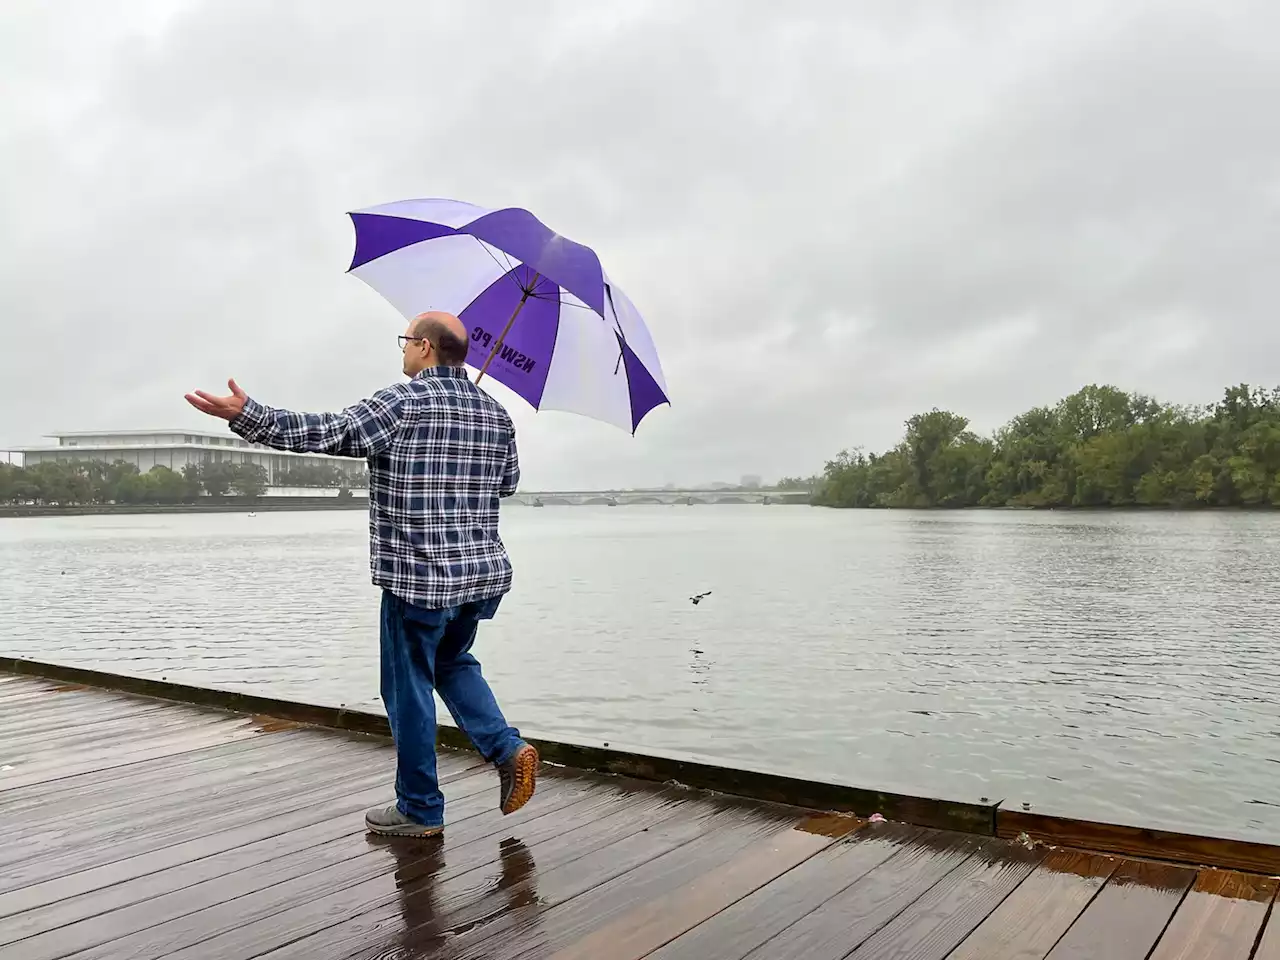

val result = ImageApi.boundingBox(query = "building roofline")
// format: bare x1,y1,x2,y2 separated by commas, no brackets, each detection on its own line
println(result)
11,443,356,461
44,429,230,439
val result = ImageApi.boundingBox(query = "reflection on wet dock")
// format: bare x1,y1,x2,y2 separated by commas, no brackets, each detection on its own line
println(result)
4,671,1280,959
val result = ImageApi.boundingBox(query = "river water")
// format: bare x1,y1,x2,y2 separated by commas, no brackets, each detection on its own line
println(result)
2,505,1278,841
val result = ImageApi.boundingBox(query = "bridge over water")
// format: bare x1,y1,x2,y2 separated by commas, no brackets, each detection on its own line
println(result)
508,488,807,506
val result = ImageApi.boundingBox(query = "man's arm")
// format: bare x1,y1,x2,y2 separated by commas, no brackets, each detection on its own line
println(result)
499,430,520,497
230,386,411,459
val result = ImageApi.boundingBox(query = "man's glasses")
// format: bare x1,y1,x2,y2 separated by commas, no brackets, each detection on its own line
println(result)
398,335,428,350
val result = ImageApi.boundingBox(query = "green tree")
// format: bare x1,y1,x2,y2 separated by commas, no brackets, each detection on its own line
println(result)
23,462,92,505
0,463,23,503
0,459,255,505
815,381,1280,510
275,460,364,488
814,449,877,507
141,466,190,504
196,462,236,497
901,409,972,505
1056,385,1153,444
229,463,268,497
180,464,203,501
775,475,820,492
86,460,142,503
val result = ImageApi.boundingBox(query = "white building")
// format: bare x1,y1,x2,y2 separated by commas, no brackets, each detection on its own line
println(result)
13,429,368,487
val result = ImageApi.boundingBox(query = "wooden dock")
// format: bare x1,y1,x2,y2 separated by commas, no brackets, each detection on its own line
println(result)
4,668,1280,959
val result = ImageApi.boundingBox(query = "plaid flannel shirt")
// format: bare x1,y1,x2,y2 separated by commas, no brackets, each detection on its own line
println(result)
230,366,520,610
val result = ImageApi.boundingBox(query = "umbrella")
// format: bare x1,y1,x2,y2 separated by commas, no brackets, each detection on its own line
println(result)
346,197,669,434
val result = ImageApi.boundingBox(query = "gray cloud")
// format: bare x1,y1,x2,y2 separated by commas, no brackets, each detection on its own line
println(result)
3,0,1278,486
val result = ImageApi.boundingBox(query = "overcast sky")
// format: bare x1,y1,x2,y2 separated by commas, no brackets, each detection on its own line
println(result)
3,1,1278,488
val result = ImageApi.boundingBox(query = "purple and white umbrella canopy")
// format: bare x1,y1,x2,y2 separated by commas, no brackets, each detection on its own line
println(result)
347,198,669,434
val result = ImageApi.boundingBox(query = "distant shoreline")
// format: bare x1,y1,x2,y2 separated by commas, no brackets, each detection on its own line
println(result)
4,498,1276,519
0,498,369,518
815,503,1278,512
0,499,811,518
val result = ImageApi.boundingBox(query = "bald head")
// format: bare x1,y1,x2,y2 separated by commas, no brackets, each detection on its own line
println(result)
411,311,469,366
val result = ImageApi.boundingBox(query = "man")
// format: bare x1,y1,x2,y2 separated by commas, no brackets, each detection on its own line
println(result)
185,310,538,837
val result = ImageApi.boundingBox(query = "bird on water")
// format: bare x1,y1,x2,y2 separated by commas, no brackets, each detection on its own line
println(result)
690,591,711,605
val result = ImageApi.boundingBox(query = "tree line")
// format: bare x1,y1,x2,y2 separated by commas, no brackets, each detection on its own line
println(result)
814,383,1280,509
0,460,271,505
275,461,367,488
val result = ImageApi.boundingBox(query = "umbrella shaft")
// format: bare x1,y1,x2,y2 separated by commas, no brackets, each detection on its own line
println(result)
476,273,539,384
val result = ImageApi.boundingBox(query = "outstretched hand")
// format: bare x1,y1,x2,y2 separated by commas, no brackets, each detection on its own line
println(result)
185,379,248,421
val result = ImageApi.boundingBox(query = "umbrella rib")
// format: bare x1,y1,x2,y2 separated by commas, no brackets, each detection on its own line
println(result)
501,248,522,281
542,295,596,309
472,237,527,293
605,284,628,374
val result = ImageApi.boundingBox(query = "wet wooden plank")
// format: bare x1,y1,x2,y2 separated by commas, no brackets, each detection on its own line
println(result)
4,728,393,819
0,757,406,898
740,830,985,960
3,739,397,866
0,761,496,948
0,718,265,791
0,685,44,705
0,687,143,717
0,683,84,706
0,716,162,747
0,699,232,749
1,724,268,794
427,801,803,960
0,720,381,795
58,777,600,960
0,689,60,708
223,786,737,960
0,809,365,947
843,840,1042,959
1044,859,1197,960
947,849,1118,960
0,698,217,746
1254,906,1280,960
534,812,862,960
121,778,697,960
0,695,84,718
5,722,388,818
1000,809,1280,876
0,678,158,708
0,753,481,921
1147,868,1277,960
0,715,244,783
9,770,564,960
0,727,378,816
1,713,198,759
0,657,397,739
2,730,377,824
0,697,171,734
649,823,926,960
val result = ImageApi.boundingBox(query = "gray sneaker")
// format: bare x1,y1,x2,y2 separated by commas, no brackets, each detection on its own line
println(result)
365,804,444,838
498,742,539,815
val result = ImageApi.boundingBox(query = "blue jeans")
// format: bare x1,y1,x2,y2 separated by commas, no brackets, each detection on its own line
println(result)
379,589,523,826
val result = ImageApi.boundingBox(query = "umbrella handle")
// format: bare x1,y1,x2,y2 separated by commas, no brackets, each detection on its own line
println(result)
475,272,540,385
